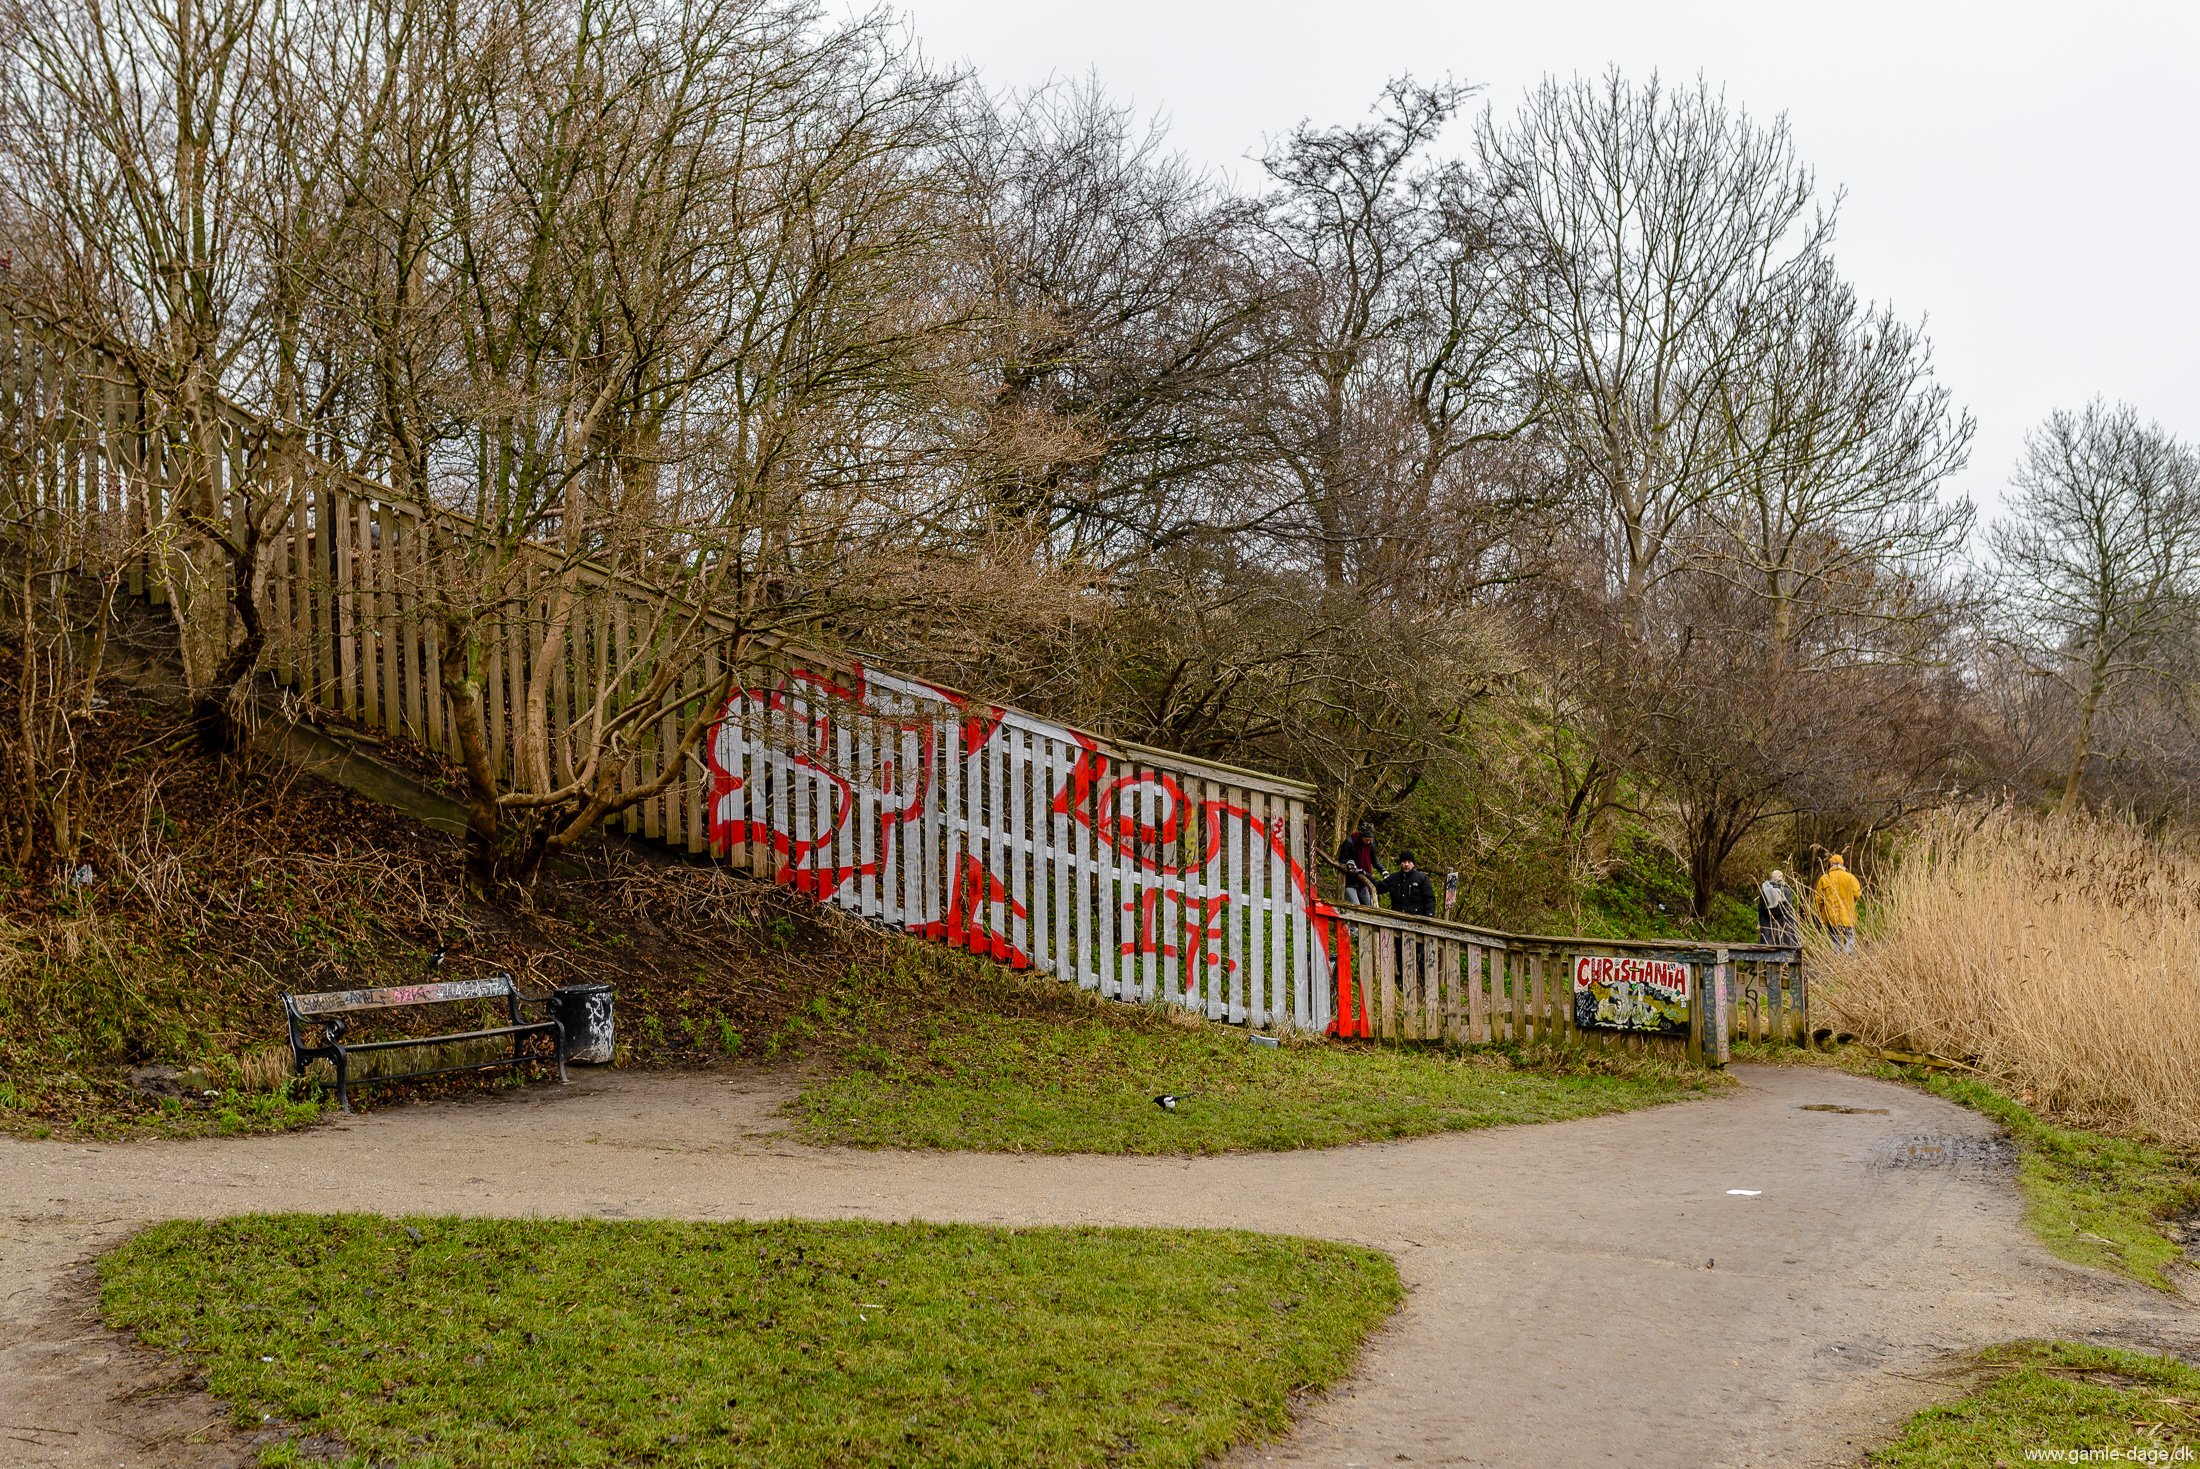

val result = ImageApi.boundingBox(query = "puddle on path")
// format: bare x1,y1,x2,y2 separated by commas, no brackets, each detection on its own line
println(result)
1869,1133,2018,1176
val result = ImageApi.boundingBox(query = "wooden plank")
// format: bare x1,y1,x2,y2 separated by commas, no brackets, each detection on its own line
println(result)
1154,770,1178,1007
1790,960,1807,1046
941,714,965,947
1424,934,1442,1039
1007,725,1030,964
358,501,389,730
1288,799,1314,1030
1509,949,1525,1046
289,976,513,1014
1441,937,1461,1042
901,721,924,929
1245,789,1269,1027
854,707,878,918
424,515,450,755
287,454,315,692
984,718,1007,954
505,565,535,788
1463,943,1483,1043
1713,952,1734,1065
1049,739,1073,982
331,486,360,717
688,648,715,855
768,674,792,879
1401,931,1420,1041
1265,794,1288,1029
607,594,635,837
1200,783,1226,1019
1375,922,1397,1041
1224,785,1246,1025
1068,740,1093,989
967,716,990,955
908,717,930,934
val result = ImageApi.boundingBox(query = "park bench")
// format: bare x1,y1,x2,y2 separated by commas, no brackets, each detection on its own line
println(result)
281,974,567,1113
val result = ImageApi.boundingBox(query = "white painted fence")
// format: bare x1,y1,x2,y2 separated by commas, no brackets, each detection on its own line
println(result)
706,658,1329,1029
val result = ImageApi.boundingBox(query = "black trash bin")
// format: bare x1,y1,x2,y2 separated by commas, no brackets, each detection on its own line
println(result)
553,983,616,1064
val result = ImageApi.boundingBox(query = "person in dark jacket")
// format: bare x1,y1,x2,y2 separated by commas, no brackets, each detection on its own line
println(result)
1381,853,1437,917
1756,869,1799,946
1337,827,1379,906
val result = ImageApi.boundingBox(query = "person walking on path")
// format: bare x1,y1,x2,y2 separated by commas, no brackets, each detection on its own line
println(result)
1381,853,1437,918
1815,855,1862,953
1758,870,1799,946
1338,827,1380,907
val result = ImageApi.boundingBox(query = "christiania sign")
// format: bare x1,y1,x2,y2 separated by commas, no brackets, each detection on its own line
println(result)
1572,954,1691,1036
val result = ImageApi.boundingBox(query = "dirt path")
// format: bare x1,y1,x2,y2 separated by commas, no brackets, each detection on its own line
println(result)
3,1063,2192,1468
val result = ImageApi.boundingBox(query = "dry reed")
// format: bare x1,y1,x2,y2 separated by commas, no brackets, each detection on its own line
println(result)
1817,808,2200,1149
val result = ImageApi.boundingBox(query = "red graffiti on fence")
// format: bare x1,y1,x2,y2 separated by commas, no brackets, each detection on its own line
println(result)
918,855,1029,966
704,660,1325,988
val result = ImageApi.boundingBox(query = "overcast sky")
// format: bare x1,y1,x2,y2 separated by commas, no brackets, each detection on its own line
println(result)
898,0,2198,520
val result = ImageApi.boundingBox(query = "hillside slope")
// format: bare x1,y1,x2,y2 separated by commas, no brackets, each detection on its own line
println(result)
1,645,1717,1144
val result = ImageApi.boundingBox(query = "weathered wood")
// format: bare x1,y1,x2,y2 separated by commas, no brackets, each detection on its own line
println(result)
288,976,517,1015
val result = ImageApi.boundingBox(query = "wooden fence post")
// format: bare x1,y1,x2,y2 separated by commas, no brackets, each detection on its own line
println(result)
1711,947,1733,1067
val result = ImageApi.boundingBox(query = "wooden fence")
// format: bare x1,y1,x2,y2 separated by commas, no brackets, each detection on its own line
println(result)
3,303,1818,1056
1319,903,1809,1062
710,659,1325,1028
0,304,1332,1032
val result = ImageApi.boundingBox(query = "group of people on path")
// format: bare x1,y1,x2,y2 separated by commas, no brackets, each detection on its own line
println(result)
1342,822,1862,952
1756,856,1861,951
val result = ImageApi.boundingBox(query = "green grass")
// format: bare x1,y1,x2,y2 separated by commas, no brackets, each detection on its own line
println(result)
791,961,1727,1153
1921,1075,2200,1292
1739,1045,2200,1292
1871,1341,2200,1466
99,1214,1402,1469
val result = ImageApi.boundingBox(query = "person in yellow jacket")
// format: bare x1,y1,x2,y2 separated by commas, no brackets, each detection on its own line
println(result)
1815,854,1862,952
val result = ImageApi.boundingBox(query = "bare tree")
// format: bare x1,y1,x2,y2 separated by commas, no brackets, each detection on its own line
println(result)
0,332,150,877
1990,401,2200,816
1476,72,1829,860
943,81,1277,566
0,0,344,749
303,0,965,890
1480,70,1827,626
1255,77,1545,602
1713,255,1975,662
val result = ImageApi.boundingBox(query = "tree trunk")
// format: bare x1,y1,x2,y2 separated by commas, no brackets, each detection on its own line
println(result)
440,617,507,898
2058,655,2111,818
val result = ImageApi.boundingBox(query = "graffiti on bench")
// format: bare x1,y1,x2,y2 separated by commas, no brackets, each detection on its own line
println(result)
288,977,516,1015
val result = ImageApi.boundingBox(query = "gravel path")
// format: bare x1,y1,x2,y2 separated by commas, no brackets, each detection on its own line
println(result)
2,1063,2191,1468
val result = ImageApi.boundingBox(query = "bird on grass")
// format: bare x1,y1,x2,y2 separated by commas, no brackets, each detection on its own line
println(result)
1153,1094,1191,1111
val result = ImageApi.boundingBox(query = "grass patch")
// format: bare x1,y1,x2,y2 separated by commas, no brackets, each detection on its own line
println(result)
792,959,1727,1154
1870,1340,2200,1466
99,1213,1401,1468
1739,1043,2200,1292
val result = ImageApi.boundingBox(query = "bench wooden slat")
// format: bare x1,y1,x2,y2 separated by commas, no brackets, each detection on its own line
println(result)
287,977,516,1015
338,1021,555,1053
